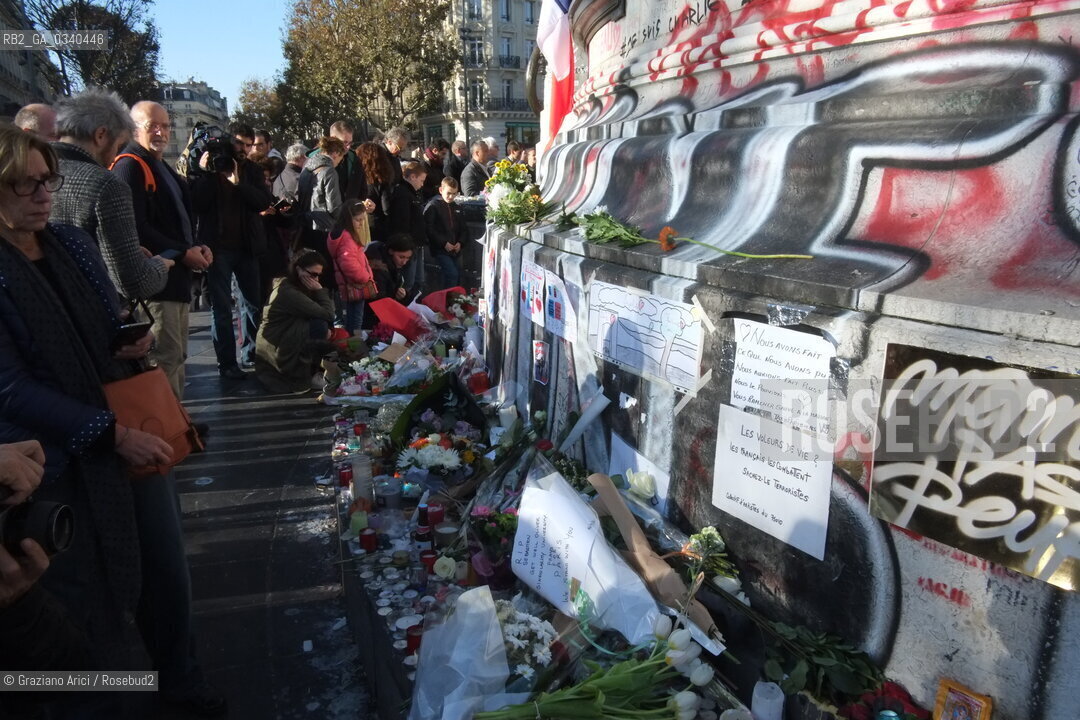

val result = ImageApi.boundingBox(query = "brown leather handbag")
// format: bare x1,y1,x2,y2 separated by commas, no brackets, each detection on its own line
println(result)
103,291,204,481
104,366,203,478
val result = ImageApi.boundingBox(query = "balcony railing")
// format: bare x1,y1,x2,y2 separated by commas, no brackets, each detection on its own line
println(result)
428,98,537,115
489,97,532,112
498,55,520,69
464,54,486,68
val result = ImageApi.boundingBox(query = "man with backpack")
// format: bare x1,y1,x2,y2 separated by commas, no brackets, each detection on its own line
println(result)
113,101,213,398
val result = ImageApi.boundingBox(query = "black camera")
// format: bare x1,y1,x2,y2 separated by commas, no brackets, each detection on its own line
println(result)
180,123,237,176
0,484,74,556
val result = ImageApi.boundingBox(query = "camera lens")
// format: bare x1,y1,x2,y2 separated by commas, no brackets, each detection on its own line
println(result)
0,501,74,555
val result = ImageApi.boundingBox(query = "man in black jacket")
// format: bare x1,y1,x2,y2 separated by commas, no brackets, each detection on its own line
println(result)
190,123,273,378
114,101,213,399
445,140,467,183
424,177,468,288
389,161,428,299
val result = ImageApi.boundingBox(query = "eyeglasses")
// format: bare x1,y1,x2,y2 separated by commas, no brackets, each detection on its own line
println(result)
137,120,170,133
10,173,64,196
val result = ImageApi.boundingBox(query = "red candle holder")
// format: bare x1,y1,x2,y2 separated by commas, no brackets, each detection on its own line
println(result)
359,528,377,552
406,624,423,654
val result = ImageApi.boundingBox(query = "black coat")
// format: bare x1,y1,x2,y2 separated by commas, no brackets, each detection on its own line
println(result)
364,240,406,302
445,153,466,183
423,196,468,257
388,181,426,250
111,142,194,302
190,160,273,255
337,151,367,202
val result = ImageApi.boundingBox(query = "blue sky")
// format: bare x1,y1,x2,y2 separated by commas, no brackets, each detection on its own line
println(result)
152,0,292,114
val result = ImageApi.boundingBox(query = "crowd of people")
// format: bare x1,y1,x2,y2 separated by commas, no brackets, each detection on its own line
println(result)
0,88,536,718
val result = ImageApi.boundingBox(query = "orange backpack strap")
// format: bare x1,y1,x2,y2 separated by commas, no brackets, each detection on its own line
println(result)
109,153,156,193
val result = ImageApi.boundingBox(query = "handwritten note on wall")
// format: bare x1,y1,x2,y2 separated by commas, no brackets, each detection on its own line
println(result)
712,405,832,560
731,319,834,436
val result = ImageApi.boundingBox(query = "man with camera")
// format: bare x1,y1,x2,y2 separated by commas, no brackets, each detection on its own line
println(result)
190,122,272,378
114,101,213,401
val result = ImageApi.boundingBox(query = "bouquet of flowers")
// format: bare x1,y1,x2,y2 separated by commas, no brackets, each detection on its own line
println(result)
469,505,518,563
484,159,532,193
445,291,479,326
483,160,557,228
493,599,557,686
338,357,394,396
397,434,464,474
368,322,395,345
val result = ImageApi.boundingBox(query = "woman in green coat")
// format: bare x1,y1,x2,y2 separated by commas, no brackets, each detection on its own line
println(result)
254,249,335,393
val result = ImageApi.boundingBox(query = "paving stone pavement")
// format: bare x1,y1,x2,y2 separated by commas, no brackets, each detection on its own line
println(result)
155,310,378,720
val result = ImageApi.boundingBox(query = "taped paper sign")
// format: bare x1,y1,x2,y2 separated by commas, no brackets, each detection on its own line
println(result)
585,281,705,393
731,319,834,437
520,260,546,327
482,242,498,317
711,404,832,560
499,262,514,323
544,270,579,341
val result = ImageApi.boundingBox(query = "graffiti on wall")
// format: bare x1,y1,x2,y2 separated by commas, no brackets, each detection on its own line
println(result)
871,344,1080,591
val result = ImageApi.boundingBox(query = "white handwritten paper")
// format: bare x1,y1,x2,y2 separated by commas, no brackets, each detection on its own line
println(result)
499,262,514,323
513,472,658,644
731,319,834,437
609,432,671,515
520,261,546,327
711,405,831,560
586,281,704,393
544,271,579,340
482,243,497,319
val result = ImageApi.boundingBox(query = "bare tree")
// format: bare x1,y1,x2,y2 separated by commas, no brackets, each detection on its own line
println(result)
25,0,161,103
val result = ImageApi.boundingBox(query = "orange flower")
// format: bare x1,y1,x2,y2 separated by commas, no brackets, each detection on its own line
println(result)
658,226,678,252
410,438,429,449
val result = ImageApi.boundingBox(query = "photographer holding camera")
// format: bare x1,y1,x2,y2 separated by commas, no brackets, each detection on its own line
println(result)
190,122,272,378
0,439,87,658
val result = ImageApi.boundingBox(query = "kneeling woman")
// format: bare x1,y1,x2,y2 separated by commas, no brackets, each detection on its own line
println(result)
254,249,335,393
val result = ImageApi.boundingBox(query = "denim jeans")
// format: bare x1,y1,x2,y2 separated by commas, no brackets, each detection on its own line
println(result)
206,248,262,369
431,253,460,288
344,300,365,335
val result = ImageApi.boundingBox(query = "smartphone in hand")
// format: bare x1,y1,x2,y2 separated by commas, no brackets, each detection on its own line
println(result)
111,321,153,350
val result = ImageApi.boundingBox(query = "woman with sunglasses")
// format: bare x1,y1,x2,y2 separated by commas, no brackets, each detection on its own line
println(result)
253,248,336,393
0,124,171,713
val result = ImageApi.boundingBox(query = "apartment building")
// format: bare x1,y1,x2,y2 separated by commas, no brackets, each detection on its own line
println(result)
156,79,228,165
421,0,542,153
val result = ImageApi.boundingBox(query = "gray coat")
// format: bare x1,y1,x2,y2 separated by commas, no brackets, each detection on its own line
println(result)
49,142,169,300
460,159,491,197
307,152,341,228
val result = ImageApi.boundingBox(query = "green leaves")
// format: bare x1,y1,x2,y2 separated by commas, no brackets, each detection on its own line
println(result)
281,0,458,133
762,621,883,705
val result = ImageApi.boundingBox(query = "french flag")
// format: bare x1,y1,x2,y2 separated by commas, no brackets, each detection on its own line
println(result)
537,0,574,148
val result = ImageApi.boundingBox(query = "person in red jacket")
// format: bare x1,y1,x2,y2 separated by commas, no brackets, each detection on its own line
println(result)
327,200,376,335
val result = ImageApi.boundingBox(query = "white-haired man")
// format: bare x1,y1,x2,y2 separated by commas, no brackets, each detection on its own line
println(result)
49,88,173,300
